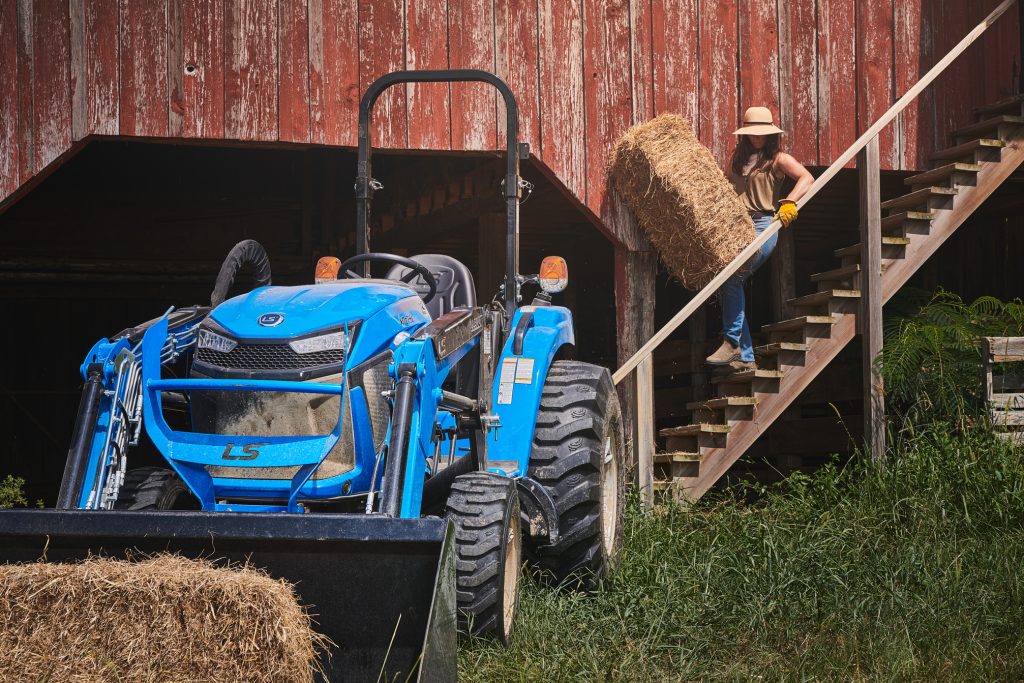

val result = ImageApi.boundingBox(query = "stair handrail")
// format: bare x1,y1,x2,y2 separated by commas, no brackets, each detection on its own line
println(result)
613,0,1017,386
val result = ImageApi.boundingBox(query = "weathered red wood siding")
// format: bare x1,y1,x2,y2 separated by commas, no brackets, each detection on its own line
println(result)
2,0,1020,232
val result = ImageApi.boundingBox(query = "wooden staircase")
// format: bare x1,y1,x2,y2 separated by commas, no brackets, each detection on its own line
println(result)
654,97,1024,500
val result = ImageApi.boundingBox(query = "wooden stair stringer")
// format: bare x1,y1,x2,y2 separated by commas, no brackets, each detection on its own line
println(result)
685,312,857,500
883,130,1024,301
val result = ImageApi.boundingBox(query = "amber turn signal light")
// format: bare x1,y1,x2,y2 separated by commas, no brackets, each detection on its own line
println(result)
538,256,568,293
315,256,341,283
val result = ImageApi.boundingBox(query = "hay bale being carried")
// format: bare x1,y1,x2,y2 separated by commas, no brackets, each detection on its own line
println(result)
0,555,329,683
610,114,755,291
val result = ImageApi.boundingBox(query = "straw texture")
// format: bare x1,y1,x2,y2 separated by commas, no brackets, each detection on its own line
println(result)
0,555,329,683
610,114,755,291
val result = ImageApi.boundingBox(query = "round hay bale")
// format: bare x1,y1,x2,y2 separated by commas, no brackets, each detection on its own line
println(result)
610,114,756,291
0,555,329,683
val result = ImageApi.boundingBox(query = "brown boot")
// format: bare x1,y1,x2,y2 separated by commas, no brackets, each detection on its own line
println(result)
705,339,741,366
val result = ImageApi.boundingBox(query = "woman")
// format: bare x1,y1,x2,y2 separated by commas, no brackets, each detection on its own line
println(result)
705,106,814,370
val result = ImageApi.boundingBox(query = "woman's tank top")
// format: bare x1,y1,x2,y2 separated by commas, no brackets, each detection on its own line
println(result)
730,157,784,214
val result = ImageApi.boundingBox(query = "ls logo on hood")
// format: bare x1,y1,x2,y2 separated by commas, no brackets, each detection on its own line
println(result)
258,312,285,327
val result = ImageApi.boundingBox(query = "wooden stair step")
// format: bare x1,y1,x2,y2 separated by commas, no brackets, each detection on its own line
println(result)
879,186,958,212
710,368,785,384
904,162,982,187
761,315,837,333
810,264,860,283
833,238,910,259
755,342,810,356
931,138,1005,161
659,423,731,437
953,114,1024,140
653,451,703,464
653,478,696,493
975,94,1024,118
787,289,860,308
685,396,759,410
881,211,934,232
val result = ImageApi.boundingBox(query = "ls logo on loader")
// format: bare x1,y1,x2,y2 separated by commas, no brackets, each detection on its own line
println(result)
221,443,268,460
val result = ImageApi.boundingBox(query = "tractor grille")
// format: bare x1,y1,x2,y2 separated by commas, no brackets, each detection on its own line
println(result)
196,343,343,371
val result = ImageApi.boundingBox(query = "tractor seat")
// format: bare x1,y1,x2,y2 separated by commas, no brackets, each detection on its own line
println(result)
386,254,476,319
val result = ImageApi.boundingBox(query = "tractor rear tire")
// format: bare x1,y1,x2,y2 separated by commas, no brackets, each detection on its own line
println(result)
526,361,625,591
445,471,521,643
114,467,200,510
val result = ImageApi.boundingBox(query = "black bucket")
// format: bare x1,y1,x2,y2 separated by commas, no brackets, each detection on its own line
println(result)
0,509,456,682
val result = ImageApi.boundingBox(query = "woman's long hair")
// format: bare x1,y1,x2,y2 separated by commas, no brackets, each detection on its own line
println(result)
730,134,781,177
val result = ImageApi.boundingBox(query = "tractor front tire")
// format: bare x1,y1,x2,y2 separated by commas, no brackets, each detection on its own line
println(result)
526,361,625,591
445,472,522,643
114,467,199,510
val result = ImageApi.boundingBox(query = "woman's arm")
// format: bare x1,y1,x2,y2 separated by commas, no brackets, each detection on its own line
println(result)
776,152,814,202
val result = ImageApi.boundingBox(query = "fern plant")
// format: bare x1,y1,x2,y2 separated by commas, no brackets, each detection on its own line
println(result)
880,288,1024,434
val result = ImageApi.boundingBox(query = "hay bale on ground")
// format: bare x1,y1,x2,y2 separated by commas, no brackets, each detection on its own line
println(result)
610,114,755,291
0,555,329,683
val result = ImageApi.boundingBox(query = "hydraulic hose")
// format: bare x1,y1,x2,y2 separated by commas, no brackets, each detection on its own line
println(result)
56,368,105,509
380,364,417,517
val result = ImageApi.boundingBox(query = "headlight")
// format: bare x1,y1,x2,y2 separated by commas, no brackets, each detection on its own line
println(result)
289,330,347,354
197,328,237,353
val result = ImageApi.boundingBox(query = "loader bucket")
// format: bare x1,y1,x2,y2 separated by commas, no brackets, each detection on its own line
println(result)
0,509,456,683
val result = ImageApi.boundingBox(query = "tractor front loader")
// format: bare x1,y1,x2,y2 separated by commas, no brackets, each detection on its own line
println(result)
0,70,624,682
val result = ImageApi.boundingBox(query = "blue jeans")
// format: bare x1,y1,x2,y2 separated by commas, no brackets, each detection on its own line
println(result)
720,213,778,362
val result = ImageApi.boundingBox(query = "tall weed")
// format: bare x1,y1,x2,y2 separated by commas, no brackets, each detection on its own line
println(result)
461,428,1024,682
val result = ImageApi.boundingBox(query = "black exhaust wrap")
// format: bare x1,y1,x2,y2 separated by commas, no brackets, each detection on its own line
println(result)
210,239,273,307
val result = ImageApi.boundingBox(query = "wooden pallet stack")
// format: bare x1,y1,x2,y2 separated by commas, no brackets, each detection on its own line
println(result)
983,336,1024,445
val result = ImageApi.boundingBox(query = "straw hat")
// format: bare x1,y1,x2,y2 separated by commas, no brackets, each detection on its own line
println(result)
734,106,784,136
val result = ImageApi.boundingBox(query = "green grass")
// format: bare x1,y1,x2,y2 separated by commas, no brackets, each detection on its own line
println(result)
460,428,1024,682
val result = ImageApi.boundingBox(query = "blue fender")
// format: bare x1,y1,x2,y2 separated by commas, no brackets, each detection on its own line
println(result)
488,306,575,474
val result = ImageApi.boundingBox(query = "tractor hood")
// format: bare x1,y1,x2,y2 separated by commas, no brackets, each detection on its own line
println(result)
210,280,421,339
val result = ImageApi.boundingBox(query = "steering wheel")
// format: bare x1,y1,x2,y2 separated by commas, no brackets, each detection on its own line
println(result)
338,252,438,304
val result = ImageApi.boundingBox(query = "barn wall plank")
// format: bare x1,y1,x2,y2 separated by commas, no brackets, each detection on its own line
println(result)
738,0,779,126
81,0,119,137
177,0,225,138
583,0,636,240
973,0,1018,106
406,0,450,149
816,0,856,165
495,0,541,155
777,0,817,164
224,0,279,141
699,0,738,167
630,0,653,124
651,0,698,128
309,0,358,146
856,0,896,167
0,0,19,199
16,0,35,183
895,0,932,170
278,0,309,143
31,0,72,171
119,0,168,137
358,0,407,148
538,0,585,198
932,0,970,147
447,0,497,150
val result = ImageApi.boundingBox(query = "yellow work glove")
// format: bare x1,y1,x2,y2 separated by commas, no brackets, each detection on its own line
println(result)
774,199,798,227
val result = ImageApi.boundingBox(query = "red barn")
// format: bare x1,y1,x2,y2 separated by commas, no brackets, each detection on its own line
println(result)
1,0,1022,500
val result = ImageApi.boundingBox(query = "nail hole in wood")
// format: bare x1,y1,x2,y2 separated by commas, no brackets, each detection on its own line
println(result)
185,63,197,74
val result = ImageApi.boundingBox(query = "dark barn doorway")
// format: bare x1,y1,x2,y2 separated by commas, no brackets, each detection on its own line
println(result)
0,140,616,502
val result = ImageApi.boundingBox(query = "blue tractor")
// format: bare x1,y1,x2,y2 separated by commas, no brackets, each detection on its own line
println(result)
0,70,624,681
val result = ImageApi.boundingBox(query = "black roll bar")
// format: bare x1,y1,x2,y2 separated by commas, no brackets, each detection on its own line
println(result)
356,69,523,319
